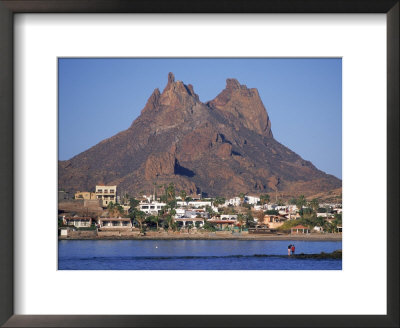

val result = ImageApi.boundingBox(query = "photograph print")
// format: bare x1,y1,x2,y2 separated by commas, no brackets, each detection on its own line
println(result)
58,58,342,270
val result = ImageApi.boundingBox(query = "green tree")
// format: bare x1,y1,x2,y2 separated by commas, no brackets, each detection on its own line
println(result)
239,193,246,204
165,183,176,202
315,216,326,229
202,219,216,231
205,205,214,217
310,198,320,214
150,215,161,231
128,198,139,211
213,197,226,206
277,199,285,206
134,211,146,232
107,201,124,217
164,214,174,230
237,214,245,232
179,190,187,202
245,211,256,228
296,195,307,212
260,194,270,206
278,219,304,232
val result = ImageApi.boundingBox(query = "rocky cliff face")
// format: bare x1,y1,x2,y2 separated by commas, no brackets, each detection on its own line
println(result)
58,73,341,198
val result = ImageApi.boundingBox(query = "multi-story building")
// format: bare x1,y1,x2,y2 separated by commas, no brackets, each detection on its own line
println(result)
139,201,166,214
95,185,117,207
244,195,260,205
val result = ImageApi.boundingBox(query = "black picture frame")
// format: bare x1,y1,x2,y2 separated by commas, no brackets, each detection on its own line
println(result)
0,0,398,327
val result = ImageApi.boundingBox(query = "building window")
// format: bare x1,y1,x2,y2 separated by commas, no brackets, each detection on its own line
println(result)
110,190,114,193
98,189,102,193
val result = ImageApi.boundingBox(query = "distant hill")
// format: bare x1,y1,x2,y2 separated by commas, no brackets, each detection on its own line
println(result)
59,72,341,198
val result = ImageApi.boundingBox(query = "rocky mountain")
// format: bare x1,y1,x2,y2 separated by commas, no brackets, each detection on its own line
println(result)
58,72,341,198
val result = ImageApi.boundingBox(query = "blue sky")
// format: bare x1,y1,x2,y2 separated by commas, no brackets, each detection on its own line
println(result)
59,58,342,179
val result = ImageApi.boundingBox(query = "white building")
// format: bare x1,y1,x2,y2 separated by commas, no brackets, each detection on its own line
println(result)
175,208,209,219
139,201,166,214
244,195,260,205
175,208,186,218
225,197,241,207
220,214,238,221
176,200,212,208
313,226,324,233
63,216,93,228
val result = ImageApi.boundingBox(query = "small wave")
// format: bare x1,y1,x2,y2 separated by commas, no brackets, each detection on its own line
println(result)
60,252,341,261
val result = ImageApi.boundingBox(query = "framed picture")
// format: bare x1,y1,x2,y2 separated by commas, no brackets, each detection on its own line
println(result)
0,0,398,327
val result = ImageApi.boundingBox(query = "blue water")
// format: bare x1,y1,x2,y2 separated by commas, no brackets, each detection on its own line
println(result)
58,240,342,270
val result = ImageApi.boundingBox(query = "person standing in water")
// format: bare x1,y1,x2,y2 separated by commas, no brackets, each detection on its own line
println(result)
288,244,292,256
291,244,295,255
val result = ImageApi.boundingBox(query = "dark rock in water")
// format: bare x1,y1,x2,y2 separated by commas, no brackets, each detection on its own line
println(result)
292,250,342,259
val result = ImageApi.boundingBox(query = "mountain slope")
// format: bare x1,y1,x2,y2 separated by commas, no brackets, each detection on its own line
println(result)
59,73,341,198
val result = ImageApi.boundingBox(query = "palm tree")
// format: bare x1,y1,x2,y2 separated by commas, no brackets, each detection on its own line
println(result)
164,214,174,231
296,195,307,214
151,215,161,231
166,183,175,202
310,198,320,214
260,194,270,206
239,193,245,204
135,211,146,231
245,210,255,228
213,197,225,206
180,190,187,202
315,216,326,231
237,214,245,232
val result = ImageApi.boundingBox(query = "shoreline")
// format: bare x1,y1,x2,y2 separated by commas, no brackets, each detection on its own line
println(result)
59,233,342,241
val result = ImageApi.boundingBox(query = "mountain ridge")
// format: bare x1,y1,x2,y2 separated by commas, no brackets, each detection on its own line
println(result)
59,73,341,198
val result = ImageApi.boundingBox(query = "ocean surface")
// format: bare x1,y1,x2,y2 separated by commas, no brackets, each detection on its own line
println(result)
58,240,342,270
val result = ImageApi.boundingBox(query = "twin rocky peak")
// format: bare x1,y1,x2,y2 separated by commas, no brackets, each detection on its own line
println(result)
58,72,341,198
140,72,273,138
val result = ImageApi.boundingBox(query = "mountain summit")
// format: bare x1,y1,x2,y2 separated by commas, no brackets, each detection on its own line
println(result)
59,73,341,197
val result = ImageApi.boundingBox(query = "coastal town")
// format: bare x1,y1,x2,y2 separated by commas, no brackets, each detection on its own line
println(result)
58,183,342,240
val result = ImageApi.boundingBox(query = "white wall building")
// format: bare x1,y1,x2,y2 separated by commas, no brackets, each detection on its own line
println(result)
220,214,238,221
139,201,166,214
226,197,241,207
175,208,186,218
177,200,212,208
244,195,260,205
